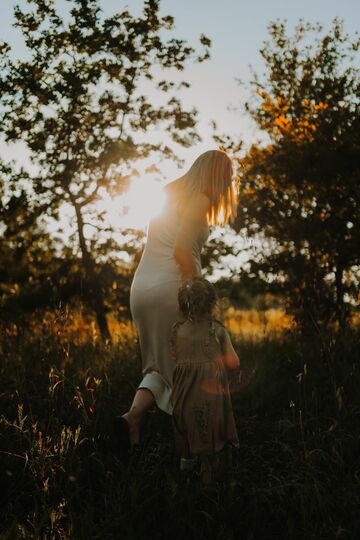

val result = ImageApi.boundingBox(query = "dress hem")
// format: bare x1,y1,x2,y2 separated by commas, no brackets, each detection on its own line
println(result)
138,371,173,415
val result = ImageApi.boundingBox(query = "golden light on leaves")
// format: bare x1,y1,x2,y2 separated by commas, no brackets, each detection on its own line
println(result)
224,307,296,339
274,115,291,129
258,91,330,142
243,187,255,196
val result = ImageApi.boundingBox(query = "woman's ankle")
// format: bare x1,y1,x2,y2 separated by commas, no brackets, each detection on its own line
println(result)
121,412,141,445
122,410,141,426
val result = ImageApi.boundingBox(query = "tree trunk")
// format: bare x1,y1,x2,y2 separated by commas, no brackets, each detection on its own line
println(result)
72,200,111,342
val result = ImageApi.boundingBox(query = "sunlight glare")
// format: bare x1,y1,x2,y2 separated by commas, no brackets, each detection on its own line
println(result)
125,178,166,228
104,177,166,230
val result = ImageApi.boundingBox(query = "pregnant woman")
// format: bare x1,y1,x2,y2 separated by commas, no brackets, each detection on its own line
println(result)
118,149,237,448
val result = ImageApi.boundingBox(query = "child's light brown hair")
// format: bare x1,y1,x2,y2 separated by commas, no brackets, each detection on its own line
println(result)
178,278,217,322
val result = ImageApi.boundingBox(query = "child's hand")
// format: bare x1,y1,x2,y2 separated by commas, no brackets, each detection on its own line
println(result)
228,366,256,393
239,367,256,387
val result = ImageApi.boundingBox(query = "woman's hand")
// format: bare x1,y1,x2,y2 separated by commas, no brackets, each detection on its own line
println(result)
173,249,198,280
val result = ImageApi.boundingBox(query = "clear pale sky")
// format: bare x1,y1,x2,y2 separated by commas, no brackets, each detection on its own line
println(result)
1,0,359,171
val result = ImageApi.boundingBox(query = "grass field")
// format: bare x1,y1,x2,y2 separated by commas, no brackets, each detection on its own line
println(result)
1,308,360,539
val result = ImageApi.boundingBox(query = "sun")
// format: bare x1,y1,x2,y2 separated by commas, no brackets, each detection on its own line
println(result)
103,177,166,230
124,177,166,227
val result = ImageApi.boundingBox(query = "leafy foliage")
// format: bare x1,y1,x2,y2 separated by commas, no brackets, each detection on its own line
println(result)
221,20,360,339
0,0,210,336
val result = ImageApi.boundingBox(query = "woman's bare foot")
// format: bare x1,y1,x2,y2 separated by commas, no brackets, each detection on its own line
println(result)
119,388,155,447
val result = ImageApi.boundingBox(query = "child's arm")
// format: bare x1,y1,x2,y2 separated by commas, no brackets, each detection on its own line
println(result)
215,325,240,371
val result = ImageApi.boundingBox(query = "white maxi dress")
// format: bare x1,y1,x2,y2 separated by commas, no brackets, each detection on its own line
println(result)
130,198,209,414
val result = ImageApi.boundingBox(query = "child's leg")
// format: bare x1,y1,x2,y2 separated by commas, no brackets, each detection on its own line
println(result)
174,429,197,474
174,429,191,459
200,454,220,485
218,444,234,487
200,445,233,485
219,443,232,472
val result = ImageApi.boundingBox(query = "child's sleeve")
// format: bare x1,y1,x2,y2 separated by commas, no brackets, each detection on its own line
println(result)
215,324,240,371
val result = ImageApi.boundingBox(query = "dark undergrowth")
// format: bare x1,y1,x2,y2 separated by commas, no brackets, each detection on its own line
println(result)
1,310,360,539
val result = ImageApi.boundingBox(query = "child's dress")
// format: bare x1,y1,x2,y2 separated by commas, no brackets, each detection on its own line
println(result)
170,319,239,456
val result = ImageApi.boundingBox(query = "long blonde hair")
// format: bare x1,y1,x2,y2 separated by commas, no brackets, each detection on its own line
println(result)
170,149,237,226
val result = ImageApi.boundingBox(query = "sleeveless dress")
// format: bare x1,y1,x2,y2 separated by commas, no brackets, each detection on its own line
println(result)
130,194,209,415
170,319,239,456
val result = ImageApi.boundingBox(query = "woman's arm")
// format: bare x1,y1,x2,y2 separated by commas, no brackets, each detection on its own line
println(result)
216,326,240,371
173,192,210,280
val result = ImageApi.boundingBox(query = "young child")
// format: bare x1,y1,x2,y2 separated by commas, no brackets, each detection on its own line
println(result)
170,277,240,484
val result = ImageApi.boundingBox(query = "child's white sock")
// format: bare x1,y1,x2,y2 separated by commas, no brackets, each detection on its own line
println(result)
180,457,197,471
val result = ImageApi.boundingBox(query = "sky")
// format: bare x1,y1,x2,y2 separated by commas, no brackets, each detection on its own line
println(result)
0,0,359,273
1,0,359,171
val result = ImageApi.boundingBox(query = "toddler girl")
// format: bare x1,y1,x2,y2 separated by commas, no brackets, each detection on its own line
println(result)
170,277,240,484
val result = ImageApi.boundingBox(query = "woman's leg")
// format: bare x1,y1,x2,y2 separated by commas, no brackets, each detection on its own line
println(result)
121,388,155,445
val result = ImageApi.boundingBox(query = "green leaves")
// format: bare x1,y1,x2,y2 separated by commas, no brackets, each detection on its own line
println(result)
0,0,211,333
225,20,360,338
1,0,209,205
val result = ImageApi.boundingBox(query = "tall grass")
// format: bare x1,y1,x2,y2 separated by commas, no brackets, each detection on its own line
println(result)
1,307,360,539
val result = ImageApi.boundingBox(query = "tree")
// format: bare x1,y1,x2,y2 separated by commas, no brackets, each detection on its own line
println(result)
0,158,68,317
0,0,210,339
224,20,360,339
